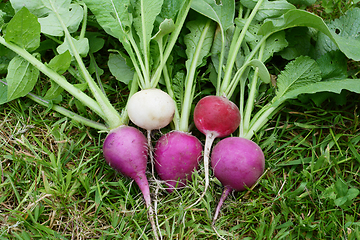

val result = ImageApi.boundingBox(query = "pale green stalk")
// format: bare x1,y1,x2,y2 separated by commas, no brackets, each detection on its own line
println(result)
26,92,108,131
241,42,266,137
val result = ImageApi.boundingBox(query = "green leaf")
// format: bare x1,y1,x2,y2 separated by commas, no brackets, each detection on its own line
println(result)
241,0,296,22
11,0,83,37
258,9,360,61
287,0,315,6
334,196,348,206
133,0,163,53
43,52,71,100
347,188,359,201
315,8,360,57
43,82,64,100
4,7,40,52
47,51,72,75
108,53,134,85
6,55,39,101
276,79,360,105
152,18,175,41
83,0,132,42
247,59,270,83
335,178,348,197
274,56,321,102
279,27,311,60
87,32,105,54
262,31,288,62
211,26,245,75
0,79,8,104
0,44,17,74
184,17,215,71
172,71,185,111
160,0,182,19
57,36,89,57
191,0,235,33
316,50,347,80
0,10,5,30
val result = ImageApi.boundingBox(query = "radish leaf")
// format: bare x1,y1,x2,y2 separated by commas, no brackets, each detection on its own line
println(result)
241,0,296,21
108,53,134,85
11,0,84,37
315,8,360,57
191,0,235,33
0,80,8,104
83,0,132,43
6,55,39,101
4,7,40,52
259,9,360,61
184,17,215,71
133,0,163,54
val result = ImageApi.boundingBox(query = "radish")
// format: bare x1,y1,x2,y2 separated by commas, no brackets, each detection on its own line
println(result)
127,88,176,131
211,137,265,223
154,131,202,193
153,19,216,194
102,125,159,238
188,95,240,207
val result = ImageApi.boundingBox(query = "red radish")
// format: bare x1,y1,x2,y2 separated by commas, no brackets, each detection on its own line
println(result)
211,137,265,222
102,125,158,239
194,95,241,138
188,95,240,208
154,131,202,193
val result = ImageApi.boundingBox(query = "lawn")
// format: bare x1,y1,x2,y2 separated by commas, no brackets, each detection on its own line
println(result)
1,0,360,239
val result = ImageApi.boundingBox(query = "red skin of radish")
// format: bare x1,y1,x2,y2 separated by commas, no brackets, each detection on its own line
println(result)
193,95,241,138
102,125,150,207
154,131,202,193
186,96,240,209
211,137,265,222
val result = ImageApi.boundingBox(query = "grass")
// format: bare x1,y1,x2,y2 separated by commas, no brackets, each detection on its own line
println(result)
1,1,360,240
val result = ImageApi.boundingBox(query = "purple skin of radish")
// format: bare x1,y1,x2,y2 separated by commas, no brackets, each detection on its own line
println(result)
187,95,240,208
102,125,159,239
154,131,202,193
102,125,151,207
211,137,265,222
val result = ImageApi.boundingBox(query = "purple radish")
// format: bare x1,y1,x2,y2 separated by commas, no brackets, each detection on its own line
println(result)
211,137,265,222
154,131,202,193
102,125,158,239
188,95,240,208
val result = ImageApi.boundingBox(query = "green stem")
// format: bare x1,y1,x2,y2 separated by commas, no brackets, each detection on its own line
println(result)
224,33,270,98
0,36,106,120
128,31,150,88
54,5,122,129
140,1,150,87
179,20,212,132
0,79,107,131
27,93,108,131
121,73,140,125
242,42,266,137
162,63,181,131
243,103,282,140
150,0,193,89
79,2,87,40
220,0,265,96
216,32,226,96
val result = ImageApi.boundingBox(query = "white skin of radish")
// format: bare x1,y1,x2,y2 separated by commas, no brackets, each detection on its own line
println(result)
127,88,176,130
